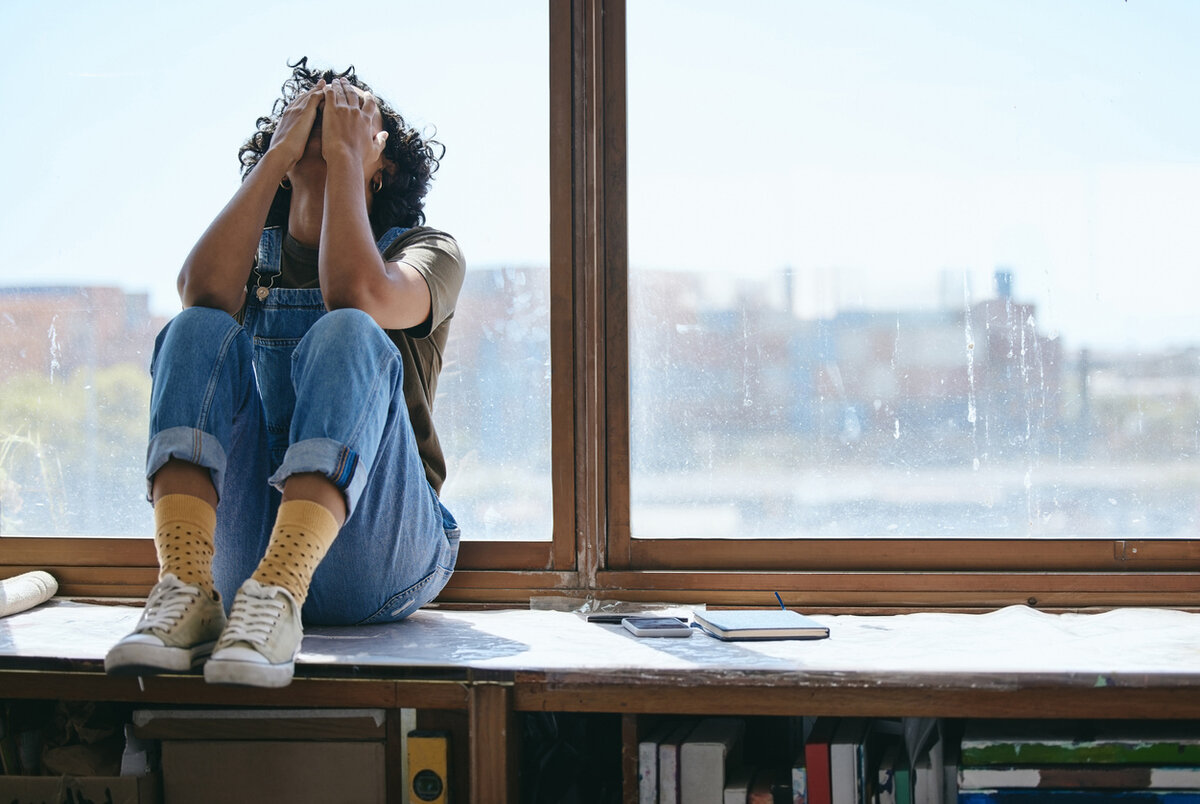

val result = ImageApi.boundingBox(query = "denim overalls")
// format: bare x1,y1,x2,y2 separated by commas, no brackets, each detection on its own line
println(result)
146,227,460,625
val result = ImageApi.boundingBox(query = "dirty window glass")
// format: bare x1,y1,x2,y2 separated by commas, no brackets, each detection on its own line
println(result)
628,1,1200,539
0,1,550,540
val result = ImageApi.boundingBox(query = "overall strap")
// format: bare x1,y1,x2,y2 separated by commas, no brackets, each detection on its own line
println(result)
255,226,285,277
252,225,411,300
376,226,410,254
256,225,410,274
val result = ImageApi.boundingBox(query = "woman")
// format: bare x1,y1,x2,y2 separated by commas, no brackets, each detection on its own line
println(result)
105,59,464,688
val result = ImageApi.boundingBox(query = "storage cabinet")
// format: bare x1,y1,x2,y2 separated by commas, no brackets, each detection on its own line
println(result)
4,603,1200,802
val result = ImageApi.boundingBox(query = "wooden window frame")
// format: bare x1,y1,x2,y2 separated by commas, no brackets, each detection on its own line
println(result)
3,0,1198,609
596,0,1200,610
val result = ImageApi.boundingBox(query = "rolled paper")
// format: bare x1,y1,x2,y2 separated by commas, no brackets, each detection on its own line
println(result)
0,570,59,618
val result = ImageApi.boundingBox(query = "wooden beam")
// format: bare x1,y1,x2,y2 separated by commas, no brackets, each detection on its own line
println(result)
601,0,631,573
550,0,579,574
629,538,1200,572
468,682,518,804
0,669,471,709
515,674,1200,720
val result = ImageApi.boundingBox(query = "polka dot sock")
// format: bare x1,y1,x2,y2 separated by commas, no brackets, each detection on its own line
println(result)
250,500,340,607
153,493,217,595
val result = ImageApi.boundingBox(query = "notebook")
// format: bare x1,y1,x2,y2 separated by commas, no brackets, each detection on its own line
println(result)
692,609,830,641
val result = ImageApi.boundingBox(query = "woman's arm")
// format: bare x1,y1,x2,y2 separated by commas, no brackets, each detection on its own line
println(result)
317,79,432,331
177,81,326,315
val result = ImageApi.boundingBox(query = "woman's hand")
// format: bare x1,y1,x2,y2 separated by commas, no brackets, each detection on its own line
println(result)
320,77,388,180
264,79,326,171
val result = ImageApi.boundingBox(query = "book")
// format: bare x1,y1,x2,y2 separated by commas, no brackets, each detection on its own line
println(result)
927,727,945,804
723,766,753,804
680,717,746,804
792,751,809,804
958,765,1200,791
959,793,1200,804
960,721,1200,767
830,718,870,804
804,718,838,804
902,718,938,804
876,742,901,804
748,766,791,804
906,721,946,804
692,609,829,641
894,749,912,804
661,721,700,804
939,722,958,804
642,720,682,803
867,718,907,804
913,751,935,804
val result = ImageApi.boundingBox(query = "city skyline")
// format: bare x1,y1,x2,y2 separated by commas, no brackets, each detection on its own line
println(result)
5,260,1194,541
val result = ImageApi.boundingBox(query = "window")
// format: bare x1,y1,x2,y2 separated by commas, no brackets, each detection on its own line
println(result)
626,0,1199,545
608,1,1200,594
0,2,556,582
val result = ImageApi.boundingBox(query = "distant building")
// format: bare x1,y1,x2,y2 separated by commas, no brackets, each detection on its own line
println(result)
631,266,1066,466
0,286,166,381
966,270,1063,458
438,266,552,463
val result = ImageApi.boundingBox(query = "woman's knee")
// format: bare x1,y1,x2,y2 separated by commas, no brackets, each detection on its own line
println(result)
297,309,396,364
157,305,238,347
153,306,245,367
174,304,240,331
310,307,381,339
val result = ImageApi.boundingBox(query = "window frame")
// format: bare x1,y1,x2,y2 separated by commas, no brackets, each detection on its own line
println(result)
4,0,1198,609
596,0,1199,608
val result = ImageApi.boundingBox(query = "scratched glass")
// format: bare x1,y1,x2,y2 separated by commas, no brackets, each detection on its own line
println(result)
0,1,551,540
627,0,1200,539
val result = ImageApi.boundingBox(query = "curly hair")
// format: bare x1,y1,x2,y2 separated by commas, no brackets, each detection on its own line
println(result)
238,57,443,234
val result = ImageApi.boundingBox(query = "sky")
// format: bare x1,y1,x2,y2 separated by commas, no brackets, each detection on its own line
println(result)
2,0,1199,353
627,0,1200,352
0,0,550,314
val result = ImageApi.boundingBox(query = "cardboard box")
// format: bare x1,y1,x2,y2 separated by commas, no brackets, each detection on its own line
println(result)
161,741,384,804
133,709,389,803
0,773,161,804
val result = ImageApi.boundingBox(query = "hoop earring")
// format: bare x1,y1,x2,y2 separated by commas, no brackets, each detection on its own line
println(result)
280,177,292,190
371,176,383,193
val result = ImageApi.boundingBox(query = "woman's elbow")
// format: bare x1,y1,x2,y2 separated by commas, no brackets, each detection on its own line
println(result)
321,281,373,313
178,270,243,315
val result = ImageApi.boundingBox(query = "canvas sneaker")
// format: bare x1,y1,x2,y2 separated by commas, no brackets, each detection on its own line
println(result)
203,578,303,688
104,573,226,675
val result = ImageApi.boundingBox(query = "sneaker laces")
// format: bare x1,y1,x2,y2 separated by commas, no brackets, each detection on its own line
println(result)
222,593,287,647
137,578,199,632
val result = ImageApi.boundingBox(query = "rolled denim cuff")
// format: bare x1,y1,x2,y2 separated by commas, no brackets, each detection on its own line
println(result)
145,426,228,502
269,437,363,517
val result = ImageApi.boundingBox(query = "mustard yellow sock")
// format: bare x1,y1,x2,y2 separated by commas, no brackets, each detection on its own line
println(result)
153,493,217,595
250,500,340,607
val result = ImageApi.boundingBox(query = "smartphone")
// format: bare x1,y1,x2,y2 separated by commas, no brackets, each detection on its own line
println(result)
621,616,693,637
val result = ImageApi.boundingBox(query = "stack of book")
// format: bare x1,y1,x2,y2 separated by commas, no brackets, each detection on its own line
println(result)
638,715,947,804
638,716,805,803
639,717,1200,803
802,716,950,804
639,717,746,803
956,720,1200,804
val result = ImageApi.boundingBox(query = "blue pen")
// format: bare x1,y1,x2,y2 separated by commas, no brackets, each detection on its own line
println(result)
774,591,786,610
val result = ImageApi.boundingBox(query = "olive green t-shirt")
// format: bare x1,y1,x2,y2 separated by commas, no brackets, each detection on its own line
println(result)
266,226,465,495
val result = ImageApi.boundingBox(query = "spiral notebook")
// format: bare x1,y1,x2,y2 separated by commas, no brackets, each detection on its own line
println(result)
691,609,830,641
